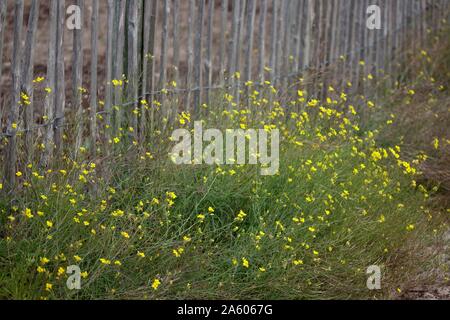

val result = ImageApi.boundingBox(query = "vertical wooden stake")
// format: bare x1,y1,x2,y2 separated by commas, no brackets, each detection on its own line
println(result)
73,0,85,155
4,0,24,190
104,0,115,146
159,0,169,111
0,0,8,117
42,0,58,168
186,0,195,111
90,0,99,156
21,0,40,164
193,0,205,112
54,0,66,156
257,0,268,83
205,0,215,107
128,0,139,138
218,0,228,87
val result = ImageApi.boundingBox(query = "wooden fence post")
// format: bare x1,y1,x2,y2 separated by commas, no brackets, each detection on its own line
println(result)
257,0,268,83
113,0,126,135
4,0,24,190
205,0,215,107
148,0,158,131
128,0,139,138
321,0,333,98
311,0,322,96
234,0,244,105
41,0,58,167
244,0,256,102
362,0,371,93
54,0,66,156
340,0,351,90
90,0,98,155
269,0,278,86
193,0,205,112
159,0,169,112
329,0,340,75
374,0,383,98
140,0,151,139
420,0,428,48
355,0,364,95
172,0,180,94
219,0,228,87
186,0,195,111
303,0,315,95
348,0,358,94
383,0,392,85
0,0,7,118
21,0,40,164
104,0,114,146
275,0,284,88
281,0,291,93
386,0,396,87
229,0,241,108
294,0,305,76
73,0,85,155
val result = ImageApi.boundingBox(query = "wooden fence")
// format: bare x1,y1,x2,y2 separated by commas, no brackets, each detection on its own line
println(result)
0,0,449,190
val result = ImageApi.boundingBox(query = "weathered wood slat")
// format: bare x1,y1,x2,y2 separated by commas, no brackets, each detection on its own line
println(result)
159,0,169,110
340,0,351,90
148,0,158,131
113,0,126,134
205,0,215,106
281,0,290,92
349,0,358,93
172,0,180,89
218,0,228,87
127,0,139,137
269,0,277,84
193,0,205,111
303,0,314,69
294,0,305,74
257,0,268,82
354,0,363,94
104,0,115,144
140,0,152,138
41,0,58,167
54,0,66,156
329,0,340,68
275,0,284,88
234,0,244,104
4,0,24,189
90,0,99,155
73,0,85,155
321,0,333,98
21,0,40,163
0,0,7,120
244,0,256,90
185,0,195,111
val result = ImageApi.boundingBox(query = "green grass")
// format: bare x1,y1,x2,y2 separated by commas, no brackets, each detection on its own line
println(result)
0,89,443,300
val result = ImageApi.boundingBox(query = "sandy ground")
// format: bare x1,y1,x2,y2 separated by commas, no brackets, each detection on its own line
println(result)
398,230,450,300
